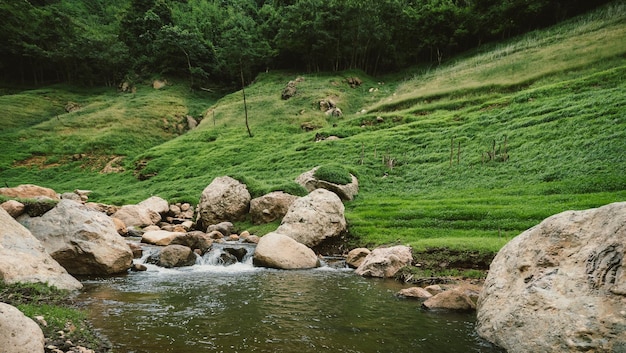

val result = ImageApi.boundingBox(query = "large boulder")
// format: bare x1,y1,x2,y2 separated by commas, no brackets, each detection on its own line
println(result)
354,245,413,278
112,204,161,228
295,167,359,201
276,189,346,247
170,231,214,254
0,184,59,200
142,230,185,246
253,232,320,270
249,191,299,224
196,176,250,230
0,303,45,353
0,208,82,290
18,199,133,275
477,202,626,353
138,196,169,215
158,245,197,268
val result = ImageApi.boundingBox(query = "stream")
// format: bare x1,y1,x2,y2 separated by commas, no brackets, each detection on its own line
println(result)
76,245,504,353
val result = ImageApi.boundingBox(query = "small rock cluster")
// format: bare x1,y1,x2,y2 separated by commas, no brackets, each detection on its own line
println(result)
345,245,482,312
398,283,482,311
319,98,342,117
346,76,362,88
281,76,304,100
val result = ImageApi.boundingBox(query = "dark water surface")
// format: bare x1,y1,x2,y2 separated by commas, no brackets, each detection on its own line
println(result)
77,263,503,353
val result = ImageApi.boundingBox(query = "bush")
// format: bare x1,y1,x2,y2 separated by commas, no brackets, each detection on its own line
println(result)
314,164,352,185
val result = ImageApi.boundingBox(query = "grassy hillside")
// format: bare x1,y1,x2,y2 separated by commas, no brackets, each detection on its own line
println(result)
1,2,625,255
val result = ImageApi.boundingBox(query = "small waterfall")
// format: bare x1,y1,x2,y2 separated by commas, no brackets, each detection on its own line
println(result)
318,255,348,269
198,242,257,266
133,240,257,272
133,240,344,272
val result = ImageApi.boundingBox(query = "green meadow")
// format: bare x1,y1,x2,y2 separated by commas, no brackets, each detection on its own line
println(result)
1,2,625,256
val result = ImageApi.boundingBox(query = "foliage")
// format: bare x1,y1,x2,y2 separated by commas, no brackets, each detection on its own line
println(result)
0,0,615,86
314,164,352,185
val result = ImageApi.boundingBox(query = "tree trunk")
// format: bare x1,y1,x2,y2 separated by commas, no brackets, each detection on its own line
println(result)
240,63,252,138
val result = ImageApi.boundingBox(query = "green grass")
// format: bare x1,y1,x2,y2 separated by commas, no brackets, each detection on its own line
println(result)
372,1,626,112
1,2,625,254
0,282,108,351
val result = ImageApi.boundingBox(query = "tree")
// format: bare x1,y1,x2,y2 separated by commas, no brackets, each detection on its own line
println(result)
119,0,173,74
153,25,213,87
212,2,277,137
274,0,335,72
215,5,276,83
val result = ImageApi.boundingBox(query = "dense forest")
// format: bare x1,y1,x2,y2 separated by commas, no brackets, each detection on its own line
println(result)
0,0,611,87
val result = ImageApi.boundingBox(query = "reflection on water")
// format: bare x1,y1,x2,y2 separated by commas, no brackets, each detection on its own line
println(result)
77,265,503,353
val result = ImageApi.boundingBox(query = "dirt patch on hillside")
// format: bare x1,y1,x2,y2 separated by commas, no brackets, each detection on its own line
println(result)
13,156,60,169
13,154,125,173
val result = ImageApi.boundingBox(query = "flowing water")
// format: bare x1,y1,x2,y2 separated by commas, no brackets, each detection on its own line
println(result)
77,246,503,353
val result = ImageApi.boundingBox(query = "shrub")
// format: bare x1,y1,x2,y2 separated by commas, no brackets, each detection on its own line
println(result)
314,164,352,185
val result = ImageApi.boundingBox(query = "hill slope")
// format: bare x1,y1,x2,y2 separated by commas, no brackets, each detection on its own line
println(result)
1,2,625,256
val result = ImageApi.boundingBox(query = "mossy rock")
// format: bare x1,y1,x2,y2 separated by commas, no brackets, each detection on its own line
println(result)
313,164,352,185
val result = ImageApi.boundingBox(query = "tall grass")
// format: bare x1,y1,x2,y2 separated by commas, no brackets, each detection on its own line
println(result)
370,1,626,113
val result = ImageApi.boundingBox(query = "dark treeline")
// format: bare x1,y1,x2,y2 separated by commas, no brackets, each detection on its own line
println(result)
0,0,611,87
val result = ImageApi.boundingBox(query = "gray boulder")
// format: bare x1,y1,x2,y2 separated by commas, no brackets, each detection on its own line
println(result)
206,221,235,236
0,208,82,290
170,231,214,254
253,232,320,270
196,176,250,229
18,199,133,275
296,167,359,201
158,245,197,268
112,204,161,228
477,202,626,353
355,245,413,278
138,196,170,215
141,230,185,246
249,191,298,224
0,303,45,353
276,189,346,247
61,192,82,202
